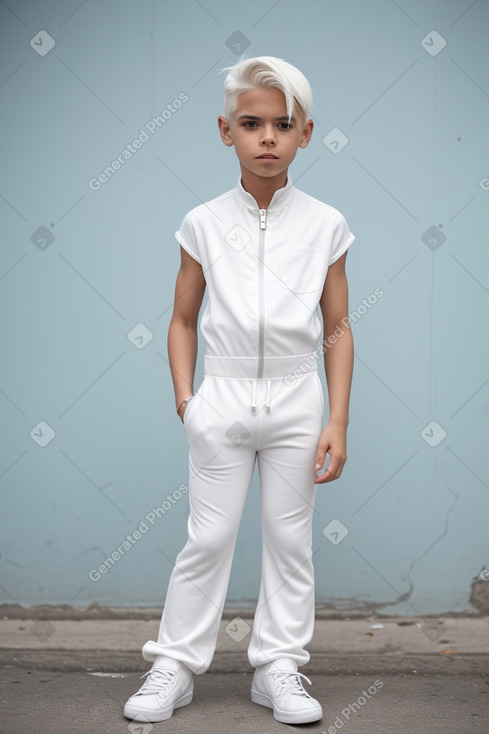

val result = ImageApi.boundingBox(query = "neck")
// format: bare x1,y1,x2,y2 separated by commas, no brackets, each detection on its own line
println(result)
239,168,288,209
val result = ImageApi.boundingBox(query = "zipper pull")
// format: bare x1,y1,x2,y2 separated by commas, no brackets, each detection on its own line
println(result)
259,209,267,230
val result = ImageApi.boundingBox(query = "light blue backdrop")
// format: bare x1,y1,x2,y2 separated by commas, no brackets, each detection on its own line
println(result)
1,0,488,615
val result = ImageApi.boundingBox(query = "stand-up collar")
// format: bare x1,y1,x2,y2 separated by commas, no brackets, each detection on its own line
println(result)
235,175,295,212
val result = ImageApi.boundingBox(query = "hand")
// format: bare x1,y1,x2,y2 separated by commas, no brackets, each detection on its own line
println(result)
314,422,347,483
176,399,192,423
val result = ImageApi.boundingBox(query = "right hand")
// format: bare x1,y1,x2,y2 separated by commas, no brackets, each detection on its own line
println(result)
177,398,193,423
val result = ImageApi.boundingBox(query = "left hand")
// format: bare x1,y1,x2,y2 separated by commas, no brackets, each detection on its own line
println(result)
314,422,347,483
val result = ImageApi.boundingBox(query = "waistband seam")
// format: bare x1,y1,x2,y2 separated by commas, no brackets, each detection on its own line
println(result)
204,353,318,379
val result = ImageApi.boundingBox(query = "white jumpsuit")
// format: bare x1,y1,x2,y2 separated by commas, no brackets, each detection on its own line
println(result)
142,176,355,673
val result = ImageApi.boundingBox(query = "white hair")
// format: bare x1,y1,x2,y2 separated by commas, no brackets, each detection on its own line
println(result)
221,55,313,122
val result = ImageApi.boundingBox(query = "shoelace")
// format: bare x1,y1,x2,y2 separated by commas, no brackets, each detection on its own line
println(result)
268,669,313,702
136,667,176,695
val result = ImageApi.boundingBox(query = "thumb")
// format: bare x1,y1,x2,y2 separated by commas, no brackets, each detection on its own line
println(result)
315,440,328,472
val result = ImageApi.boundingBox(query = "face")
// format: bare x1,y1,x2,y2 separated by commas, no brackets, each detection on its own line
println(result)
218,87,313,183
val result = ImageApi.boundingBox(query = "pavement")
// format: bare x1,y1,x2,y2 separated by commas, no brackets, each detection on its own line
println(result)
1,611,488,733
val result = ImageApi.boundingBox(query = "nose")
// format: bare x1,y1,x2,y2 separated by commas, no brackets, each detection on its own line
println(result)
260,124,277,145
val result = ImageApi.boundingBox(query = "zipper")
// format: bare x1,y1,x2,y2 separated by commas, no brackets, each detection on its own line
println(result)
257,209,267,379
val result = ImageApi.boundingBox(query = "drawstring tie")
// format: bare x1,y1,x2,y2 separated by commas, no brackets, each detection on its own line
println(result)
250,380,272,413
251,381,257,414
265,379,272,412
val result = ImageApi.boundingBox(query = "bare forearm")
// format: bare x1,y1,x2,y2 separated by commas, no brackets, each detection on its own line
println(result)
167,318,198,409
323,325,353,426
315,253,352,482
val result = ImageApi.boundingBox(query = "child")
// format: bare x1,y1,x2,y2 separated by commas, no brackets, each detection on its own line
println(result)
124,55,354,726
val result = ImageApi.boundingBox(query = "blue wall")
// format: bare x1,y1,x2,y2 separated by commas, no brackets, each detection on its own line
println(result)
1,0,488,614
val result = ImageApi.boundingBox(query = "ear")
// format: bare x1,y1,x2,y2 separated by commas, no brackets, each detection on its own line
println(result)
218,115,234,147
298,118,314,149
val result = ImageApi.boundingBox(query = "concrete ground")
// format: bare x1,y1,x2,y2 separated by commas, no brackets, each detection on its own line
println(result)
1,613,488,733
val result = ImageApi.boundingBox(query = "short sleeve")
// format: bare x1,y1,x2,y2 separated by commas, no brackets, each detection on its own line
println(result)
329,211,355,266
175,211,201,264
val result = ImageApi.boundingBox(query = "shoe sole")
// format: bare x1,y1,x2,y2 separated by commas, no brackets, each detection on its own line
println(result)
124,689,193,722
251,688,322,724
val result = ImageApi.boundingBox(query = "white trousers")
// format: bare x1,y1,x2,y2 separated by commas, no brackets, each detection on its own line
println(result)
142,369,324,673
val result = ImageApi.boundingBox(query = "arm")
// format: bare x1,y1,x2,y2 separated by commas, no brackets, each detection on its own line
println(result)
314,250,353,483
167,246,206,422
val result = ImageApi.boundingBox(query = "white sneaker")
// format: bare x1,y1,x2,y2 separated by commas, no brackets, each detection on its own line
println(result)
123,655,193,722
251,658,322,724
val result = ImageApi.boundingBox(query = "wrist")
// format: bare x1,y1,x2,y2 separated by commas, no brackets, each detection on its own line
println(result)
327,415,349,428
176,395,194,419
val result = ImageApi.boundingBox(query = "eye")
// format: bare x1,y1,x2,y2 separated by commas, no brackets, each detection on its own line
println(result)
278,122,293,129
243,120,259,128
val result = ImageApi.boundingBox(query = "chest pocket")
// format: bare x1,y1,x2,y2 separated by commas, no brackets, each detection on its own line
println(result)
277,248,325,294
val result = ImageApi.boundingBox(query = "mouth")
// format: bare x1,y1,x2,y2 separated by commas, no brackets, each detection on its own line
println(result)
257,154,278,159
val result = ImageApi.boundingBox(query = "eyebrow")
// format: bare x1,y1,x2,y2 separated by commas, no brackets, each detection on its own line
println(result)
237,114,296,123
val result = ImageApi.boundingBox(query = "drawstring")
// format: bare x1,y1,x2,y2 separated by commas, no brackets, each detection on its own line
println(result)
251,381,257,414
250,380,272,413
265,380,272,412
